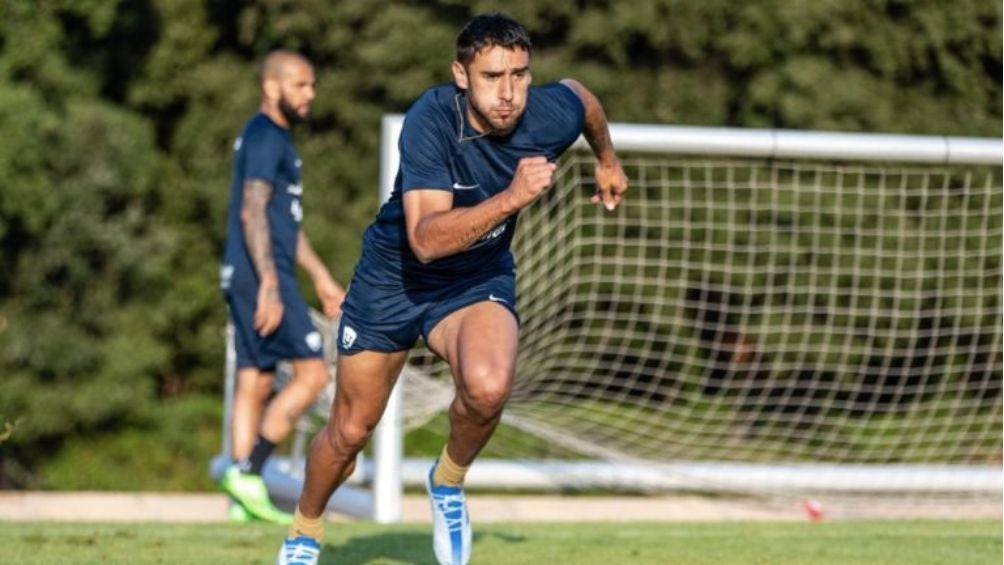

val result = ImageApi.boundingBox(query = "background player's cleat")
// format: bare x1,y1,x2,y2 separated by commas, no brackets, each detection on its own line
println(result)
425,463,471,565
227,501,254,523
276,535,321,565
220,465,293,524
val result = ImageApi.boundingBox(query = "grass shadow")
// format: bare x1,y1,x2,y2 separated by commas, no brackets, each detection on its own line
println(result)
321,529,525,564
320,531,434,565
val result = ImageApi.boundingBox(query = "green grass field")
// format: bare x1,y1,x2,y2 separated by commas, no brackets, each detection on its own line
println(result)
3,520,1000,564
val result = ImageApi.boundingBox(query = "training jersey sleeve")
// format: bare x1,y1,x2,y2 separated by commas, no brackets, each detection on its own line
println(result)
399,94,453,193
528,83,586,157
241,125,286,185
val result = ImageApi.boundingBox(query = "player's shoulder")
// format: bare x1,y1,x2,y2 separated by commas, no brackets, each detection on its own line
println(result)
512,82,584,153
528,82,584,115
401,84,458,144
521,82,585,134
405,84,457,125
241,113,289,145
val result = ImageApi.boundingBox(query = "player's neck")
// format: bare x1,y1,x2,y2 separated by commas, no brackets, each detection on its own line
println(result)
465,105,491,136
260,103,290,130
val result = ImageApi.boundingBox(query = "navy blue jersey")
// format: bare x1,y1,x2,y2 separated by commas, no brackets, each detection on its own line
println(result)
361,83,584,283
222,113,304,287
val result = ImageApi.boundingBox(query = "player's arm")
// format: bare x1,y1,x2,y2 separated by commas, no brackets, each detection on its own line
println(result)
240,178,283,335
296,230,345,318
560,78,628,211
403,157,556,264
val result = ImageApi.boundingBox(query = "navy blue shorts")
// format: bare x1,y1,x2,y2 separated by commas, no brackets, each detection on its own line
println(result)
224,271,324,372
336,264,518,355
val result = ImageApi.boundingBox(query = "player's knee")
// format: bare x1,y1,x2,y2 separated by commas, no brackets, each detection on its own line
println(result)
279,395,314,425
327,418,375,455
460,366,512,422
234,384,257,402
235,385,270,407
236,373,273,400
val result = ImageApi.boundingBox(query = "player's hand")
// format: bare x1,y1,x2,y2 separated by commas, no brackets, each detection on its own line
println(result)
592,159,628,211
508,156,557,209
254,284,283,336
315,276,346,319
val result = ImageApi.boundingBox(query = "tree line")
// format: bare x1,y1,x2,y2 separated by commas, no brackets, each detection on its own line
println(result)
0,0,999,488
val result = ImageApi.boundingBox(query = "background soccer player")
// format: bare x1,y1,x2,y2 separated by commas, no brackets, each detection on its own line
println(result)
219,50,345,524
278,13,627,565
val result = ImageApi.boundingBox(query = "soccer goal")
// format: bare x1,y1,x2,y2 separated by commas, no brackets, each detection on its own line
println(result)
377,116,1002,520
217,117,1002,522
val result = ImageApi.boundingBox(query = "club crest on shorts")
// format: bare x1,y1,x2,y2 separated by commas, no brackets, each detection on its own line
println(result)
341,325,357,349
305,331,322,352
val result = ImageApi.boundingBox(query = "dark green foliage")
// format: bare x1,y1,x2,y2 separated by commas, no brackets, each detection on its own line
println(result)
0,1,999,489
40,395,222,491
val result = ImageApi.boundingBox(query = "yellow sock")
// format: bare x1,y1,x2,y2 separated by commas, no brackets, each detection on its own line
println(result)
288,506,325,541
432,444,470,487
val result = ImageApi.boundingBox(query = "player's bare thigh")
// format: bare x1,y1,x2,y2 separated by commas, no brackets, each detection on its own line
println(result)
328,349,410,427
426,301,519,387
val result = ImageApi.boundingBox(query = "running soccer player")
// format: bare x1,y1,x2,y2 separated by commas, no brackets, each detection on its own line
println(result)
277,13,628,565
220,50,346,524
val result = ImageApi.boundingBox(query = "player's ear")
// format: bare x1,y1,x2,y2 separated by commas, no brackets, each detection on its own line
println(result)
263,77,280,101
452,60,468,90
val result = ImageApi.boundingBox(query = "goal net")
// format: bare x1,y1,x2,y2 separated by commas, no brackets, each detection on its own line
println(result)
397,125,1003,518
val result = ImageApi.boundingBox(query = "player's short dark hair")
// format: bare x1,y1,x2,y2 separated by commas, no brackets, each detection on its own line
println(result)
456,12,532,66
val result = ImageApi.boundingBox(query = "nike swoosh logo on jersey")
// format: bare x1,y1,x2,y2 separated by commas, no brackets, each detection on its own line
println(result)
489,294,507,304
452,182,480,190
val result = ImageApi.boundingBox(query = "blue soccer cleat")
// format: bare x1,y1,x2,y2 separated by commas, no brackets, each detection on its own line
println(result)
276,535,321,565
425,462,472,565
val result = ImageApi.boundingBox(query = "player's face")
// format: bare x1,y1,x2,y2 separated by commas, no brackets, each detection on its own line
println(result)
454,46,531,136
278,61,316,123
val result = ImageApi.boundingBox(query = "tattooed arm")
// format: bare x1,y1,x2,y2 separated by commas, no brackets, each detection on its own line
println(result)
240,178,283,335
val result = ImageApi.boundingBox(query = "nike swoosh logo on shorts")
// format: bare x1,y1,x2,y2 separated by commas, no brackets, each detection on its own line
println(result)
489,294,507,304
452,182,480,190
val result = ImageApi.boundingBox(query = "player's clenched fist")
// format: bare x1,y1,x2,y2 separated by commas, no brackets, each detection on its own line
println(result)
508,156,557,208
592,158,629,211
